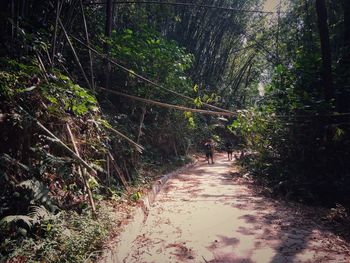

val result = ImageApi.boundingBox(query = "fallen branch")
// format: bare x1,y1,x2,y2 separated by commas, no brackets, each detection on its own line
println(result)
106,154,111,186
105,124,144,153
20,108,97,176
51,0,62,66
108,151,130,192
85,1,280,14
79,0,95,90
58,18,91,89
123,160,132,182
66,124,96,216
35,51,49,82
202,256,209,263
71,36,236,115
99,87,234,116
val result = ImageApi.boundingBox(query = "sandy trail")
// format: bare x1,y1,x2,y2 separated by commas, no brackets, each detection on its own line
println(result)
124,153,350,263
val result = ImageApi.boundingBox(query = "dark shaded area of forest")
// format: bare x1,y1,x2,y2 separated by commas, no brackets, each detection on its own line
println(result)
0,0,350,262
234,0,350,207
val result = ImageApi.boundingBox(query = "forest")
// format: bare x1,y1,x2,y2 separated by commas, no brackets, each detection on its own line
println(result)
0,0,350,262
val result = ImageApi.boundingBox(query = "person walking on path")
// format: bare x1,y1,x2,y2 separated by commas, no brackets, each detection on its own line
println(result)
225,141,233,161
204,140,214,164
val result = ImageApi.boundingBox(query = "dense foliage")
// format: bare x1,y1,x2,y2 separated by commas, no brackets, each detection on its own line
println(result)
1,0,349,261
0,0,263,261
233,0,350,206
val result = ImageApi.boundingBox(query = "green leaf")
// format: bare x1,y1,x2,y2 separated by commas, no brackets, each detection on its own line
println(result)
88,176,99,189
125,28,133,34
333,127,345,142
131,191,142,201
194,97,203,108
232,120,240,129
276,64,284,74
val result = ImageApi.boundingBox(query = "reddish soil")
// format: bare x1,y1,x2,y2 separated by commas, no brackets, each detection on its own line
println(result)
124,153,350,263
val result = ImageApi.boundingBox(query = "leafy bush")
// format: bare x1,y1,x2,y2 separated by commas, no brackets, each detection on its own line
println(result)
232,65,350,205
43,73,98,117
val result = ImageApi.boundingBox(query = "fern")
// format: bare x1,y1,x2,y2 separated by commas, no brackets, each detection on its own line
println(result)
28,205,54,224
0,153,30,171
0,215,33,229
18,180,49,202
0,206,55,236
17,179,57,212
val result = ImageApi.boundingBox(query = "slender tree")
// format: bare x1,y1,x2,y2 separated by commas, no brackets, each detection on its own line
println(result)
104,0,113,89
315,0,334,102
343,0,350,49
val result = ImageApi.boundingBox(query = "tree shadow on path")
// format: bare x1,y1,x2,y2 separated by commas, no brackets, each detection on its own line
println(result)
202,156,350,262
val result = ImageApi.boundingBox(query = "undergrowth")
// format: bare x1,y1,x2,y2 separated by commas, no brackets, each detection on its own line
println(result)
0,58,193,261
1,205,114,263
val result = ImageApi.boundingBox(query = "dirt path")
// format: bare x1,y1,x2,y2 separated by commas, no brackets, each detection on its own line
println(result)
124,153,350,263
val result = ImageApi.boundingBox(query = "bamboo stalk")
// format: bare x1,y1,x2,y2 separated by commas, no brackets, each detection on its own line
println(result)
83,168,97,217
66,124,96,216
173,141,179,157
105,124,144,153
71,36,236,115
66,124,80,155
123,160,132,182
58,18,92,89
133,106,146,164
79,0,95,90
43,46,52,66
108,151,130,191
51,0,61,66
11,0,15,39
84,1,281,14
58,61,75,81
99,87,234,116
35,51,49,82
20,108,97,175
136,107,146,144
106,154,111,186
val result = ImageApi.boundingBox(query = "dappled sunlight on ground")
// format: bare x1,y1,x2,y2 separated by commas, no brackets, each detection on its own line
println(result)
124,153,350,263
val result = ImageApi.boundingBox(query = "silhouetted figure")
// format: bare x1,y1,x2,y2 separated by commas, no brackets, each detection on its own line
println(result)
204,140,214,164
225,141,233,161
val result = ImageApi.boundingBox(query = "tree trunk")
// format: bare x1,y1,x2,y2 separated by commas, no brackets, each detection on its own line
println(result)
343,0,350,49
338,0,350,112
342,0,350,67
0,1,10,50
133,107,146,164
136,107,146,144
80,0,94,90
315,0,334,102
104,0,113,89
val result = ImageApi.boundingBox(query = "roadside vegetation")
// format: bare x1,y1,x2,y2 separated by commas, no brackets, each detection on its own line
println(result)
233,0,350,208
